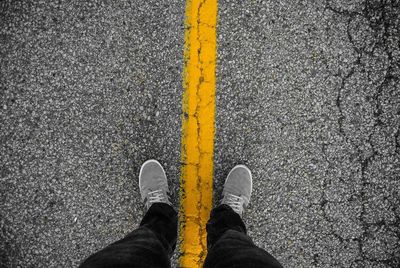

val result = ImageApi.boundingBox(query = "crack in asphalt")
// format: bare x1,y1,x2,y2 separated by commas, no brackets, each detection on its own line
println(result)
323,0,400,266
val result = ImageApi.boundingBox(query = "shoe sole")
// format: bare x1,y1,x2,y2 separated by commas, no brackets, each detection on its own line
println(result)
224,164,253,200
139,159,167,190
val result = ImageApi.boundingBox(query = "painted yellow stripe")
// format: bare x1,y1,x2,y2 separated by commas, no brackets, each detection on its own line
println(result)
179,0,218,266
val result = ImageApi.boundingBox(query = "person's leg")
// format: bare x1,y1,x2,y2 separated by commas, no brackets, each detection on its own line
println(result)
80,202,177,268
204,165,283,268
80,160,177,268
204,204,282,268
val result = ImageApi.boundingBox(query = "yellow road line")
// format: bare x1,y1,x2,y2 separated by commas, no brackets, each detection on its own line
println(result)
179,0,218,266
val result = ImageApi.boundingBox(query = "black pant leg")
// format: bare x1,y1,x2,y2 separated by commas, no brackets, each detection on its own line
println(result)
80,203,178,268
204,204,283,268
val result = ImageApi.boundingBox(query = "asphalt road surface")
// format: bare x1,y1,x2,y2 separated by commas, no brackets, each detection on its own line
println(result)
1,0,399,267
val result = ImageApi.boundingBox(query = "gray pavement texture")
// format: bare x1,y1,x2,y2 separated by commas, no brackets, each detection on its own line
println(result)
0,0,399,267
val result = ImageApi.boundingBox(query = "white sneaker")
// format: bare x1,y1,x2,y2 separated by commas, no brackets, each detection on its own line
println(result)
221,165,252,217
139,159,171,211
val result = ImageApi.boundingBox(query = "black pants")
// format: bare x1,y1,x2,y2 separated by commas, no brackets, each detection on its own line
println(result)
80,203,283,268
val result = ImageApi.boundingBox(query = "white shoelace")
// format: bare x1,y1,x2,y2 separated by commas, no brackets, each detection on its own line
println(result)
147,189,167,206
224,193,246,215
